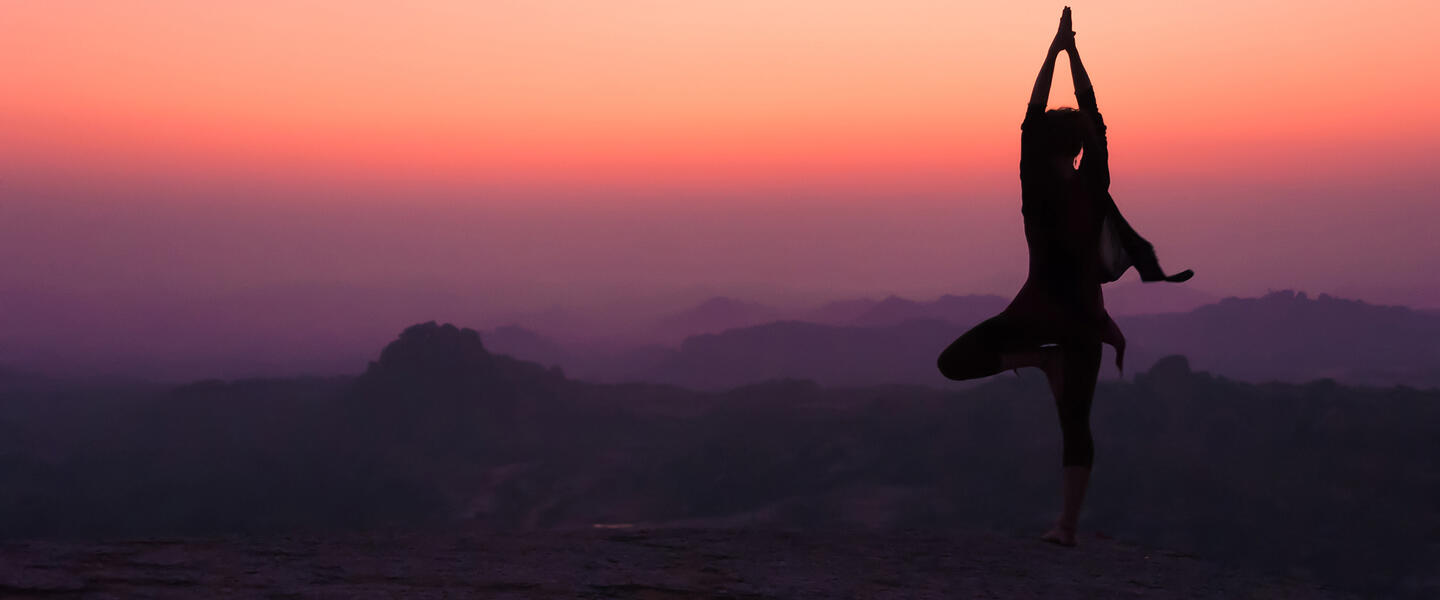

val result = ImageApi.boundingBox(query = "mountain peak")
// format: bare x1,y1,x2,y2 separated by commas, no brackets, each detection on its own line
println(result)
365,321,492,379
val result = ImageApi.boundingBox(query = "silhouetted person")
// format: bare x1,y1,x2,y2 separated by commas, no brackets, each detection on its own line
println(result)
936,7,1192,547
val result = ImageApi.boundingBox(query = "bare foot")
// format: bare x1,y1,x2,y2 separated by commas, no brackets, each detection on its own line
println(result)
1041,526,1076,547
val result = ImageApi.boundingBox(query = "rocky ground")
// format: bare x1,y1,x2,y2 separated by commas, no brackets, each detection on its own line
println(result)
0,528,1354,599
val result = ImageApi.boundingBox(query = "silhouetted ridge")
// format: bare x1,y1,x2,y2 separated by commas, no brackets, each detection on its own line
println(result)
1147,354,1191,377
851,294,1007,327
1134,354,1194,389
653,319,958,389
1124,290,1440,386
656,296,781,339
1103,281,1217,315
803,297,879,324
351,322,566,432
364,321,492,379
483,325,569,369
630,290,1440,389
1195,290,1412,320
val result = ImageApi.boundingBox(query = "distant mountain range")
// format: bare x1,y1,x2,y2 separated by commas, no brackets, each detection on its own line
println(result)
849,294,1009,327
648,283,1213,334
1122,290,1440,387
1,282,1429,389
1,322,1433,597
653,296,783,341
649,319,961,390
487,290,1440,390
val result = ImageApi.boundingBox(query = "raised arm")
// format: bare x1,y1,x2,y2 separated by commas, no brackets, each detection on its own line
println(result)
1029,8,1074,109
1066,34,1092,101
1063,13,1109,187
1024,7,1076,176
1028,46,1060,109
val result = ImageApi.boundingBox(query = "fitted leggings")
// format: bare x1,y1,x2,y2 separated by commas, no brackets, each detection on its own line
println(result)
936,312,1102,467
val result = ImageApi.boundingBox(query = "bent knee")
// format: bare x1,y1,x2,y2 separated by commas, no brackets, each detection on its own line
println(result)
937,354,966,380
937,351,994,381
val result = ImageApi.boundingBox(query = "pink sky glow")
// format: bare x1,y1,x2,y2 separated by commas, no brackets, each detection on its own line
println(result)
3,1,1438,318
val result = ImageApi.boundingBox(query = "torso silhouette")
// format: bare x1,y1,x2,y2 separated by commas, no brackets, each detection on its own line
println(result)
1010,90,1110,338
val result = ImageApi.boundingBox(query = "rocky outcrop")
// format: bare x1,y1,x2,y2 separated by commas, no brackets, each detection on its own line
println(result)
362,322,494,382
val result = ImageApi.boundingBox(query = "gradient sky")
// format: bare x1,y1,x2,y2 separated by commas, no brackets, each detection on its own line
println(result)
4,1,1439,318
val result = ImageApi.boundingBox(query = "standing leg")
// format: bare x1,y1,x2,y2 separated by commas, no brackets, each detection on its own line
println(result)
1041,337,1101,546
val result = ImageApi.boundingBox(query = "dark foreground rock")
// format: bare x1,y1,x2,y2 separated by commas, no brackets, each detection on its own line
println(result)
0,528,1353,599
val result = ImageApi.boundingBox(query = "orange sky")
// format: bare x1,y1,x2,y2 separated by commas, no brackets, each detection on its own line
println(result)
3,1,1439,311
5,1,1437,187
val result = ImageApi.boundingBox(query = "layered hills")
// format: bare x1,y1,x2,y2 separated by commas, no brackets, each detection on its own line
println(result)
0,322,1434,596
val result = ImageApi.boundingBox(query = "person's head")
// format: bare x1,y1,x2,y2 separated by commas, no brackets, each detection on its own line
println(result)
1040,107,1086,160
